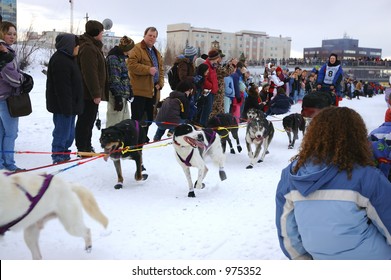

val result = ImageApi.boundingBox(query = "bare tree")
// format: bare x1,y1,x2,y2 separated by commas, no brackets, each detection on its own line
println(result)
16,24,47,70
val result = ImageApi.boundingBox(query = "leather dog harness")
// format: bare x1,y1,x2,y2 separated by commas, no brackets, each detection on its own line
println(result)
0,174,54,235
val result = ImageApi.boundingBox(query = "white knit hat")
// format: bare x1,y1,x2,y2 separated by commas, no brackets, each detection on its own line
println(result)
195,57,205,68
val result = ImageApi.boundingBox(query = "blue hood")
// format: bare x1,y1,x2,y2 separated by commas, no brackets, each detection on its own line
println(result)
289,160,339,197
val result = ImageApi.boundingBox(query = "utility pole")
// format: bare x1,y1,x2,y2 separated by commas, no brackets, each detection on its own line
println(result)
69,0,74,33
84,13,89,23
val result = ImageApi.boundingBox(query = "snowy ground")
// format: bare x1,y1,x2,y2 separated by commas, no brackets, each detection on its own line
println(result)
0,61,388,261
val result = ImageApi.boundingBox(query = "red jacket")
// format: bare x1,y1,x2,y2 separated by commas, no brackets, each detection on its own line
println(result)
203,59,218,94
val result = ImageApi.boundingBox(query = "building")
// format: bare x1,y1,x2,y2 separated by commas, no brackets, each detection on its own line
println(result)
0,0,16,24
166,23,291,61
303,36,382,60
101,31,121,56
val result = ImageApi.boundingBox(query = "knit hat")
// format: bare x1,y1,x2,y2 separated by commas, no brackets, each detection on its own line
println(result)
208,49,220,60
184,46,197,57
85,20,104,37
195,57,205,68
118,36,134,52
276,66,282,73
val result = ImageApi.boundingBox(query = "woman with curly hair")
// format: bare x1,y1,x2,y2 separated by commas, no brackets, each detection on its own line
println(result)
275,106,391,260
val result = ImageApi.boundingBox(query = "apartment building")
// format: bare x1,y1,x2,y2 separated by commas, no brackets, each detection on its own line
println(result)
0,0,16,24
166,23,291,61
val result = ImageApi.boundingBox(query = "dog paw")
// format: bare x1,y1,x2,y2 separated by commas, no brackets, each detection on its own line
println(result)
257,159,263,163
230,149,235,154
237,146,242,153
114,183,123,189
188,191,196,197
265,150,269,154
246,164,253,169
85,245,92,253
142,165,146,171
288,145,293,149
135,173,148,181
219,170,227,181
194,181,205,189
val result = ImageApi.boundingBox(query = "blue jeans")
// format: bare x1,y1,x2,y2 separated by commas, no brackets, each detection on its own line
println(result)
0,100,19,170
52,114,75,162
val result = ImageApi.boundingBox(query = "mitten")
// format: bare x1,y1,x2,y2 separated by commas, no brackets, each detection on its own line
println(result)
114,95,123,111
21,73,34,94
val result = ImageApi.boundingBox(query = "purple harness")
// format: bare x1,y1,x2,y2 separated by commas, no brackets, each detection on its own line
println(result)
0,174,54,235
176,149,194,167
175,130,216,167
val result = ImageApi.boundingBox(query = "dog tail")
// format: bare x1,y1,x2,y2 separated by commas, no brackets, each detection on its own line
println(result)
72,186,109,229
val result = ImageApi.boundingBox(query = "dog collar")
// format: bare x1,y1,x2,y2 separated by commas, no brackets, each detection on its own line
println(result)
0,174,54,235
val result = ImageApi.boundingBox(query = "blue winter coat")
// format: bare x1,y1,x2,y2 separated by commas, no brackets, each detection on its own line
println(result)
276,160,391,260
316,61,344,94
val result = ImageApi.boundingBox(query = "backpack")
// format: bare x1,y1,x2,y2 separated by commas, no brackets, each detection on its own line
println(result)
168,63,180,90
369,135,391,181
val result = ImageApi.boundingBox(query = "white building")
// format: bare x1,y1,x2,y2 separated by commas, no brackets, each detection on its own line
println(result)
166,23,291,61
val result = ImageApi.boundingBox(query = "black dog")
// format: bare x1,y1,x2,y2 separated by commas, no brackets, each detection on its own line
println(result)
100,119,148,189
282,113,306,149
207,113,242,154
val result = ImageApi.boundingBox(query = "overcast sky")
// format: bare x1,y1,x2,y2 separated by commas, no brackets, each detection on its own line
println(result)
17,0,391,59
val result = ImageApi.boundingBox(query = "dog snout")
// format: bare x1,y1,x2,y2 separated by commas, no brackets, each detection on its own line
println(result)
255,132,263,139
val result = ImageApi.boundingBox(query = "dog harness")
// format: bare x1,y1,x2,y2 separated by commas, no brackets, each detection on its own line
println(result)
175,130,216,167
0,174,54,235
176,149,194,167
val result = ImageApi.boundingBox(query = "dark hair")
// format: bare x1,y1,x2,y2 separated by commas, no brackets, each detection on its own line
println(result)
176,79,194,92
236,61,245,69
196,64,209,76
144,26,158,37
292,107,374,179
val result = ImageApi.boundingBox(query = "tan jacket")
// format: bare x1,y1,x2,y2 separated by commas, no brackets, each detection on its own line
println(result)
127,40,164,98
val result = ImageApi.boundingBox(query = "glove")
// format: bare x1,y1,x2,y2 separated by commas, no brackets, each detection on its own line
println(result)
236,96,242,103
114,95,123,111
21,73,34,94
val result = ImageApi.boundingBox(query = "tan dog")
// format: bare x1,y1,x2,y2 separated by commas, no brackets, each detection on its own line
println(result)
0,171,108,260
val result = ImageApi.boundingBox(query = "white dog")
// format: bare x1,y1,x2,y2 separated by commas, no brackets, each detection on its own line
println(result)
0,171,108,260
173,124,227,197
